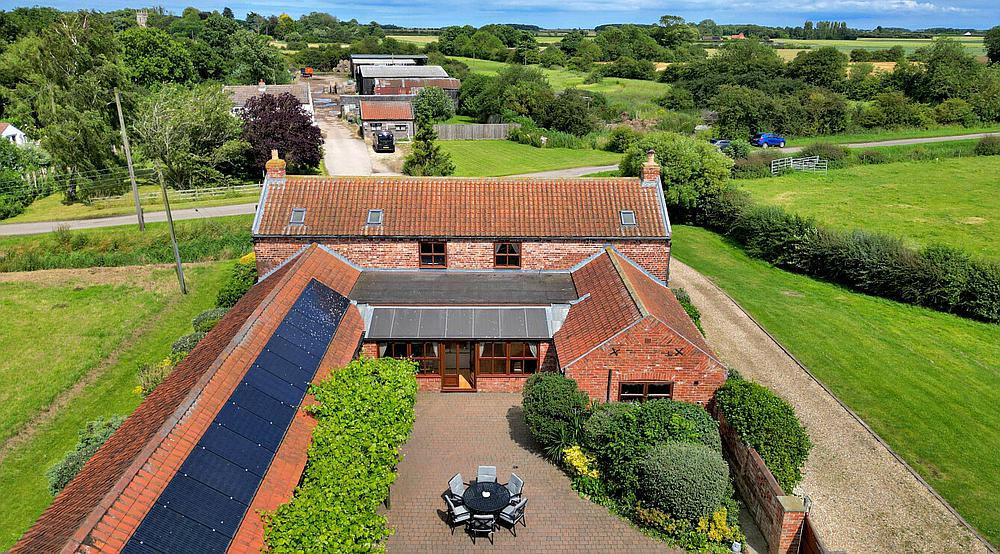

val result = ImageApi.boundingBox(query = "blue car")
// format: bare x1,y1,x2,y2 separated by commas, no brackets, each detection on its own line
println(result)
751,133,786,148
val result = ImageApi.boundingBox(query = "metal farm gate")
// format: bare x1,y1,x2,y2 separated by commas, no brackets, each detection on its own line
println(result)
771,156,828,175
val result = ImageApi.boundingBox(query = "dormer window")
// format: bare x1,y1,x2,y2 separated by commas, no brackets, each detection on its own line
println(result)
289,208,306,225
620,210,637,226
367,209,384,225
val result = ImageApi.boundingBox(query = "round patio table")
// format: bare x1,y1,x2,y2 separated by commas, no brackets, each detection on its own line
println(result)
462,481,511,514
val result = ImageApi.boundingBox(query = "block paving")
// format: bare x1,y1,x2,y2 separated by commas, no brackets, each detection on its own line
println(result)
384,392,679,553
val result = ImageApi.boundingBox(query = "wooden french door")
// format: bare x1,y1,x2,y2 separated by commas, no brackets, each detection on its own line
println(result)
442,342,474,390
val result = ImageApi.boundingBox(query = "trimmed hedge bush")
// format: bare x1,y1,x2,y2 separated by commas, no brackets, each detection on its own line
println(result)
171,331,206,355
638,443,729,520
47,416,126,494
799,142,850,168
192,307,228,333
715,379,812,493
522,372,591,461
216,253,258,309
263,357,417,552
637,399,721,452
692,188,1000,323
975,136,1000,156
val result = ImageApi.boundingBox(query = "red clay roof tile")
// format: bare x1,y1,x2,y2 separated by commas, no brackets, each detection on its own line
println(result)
254,176,669,239
359,101,413,121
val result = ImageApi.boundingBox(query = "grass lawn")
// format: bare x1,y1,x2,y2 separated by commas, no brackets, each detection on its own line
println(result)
0,262,229,550
449,56,669,115
779,36,985,55
440,114,478,124
670,224,1000,546
739,156,1000,261
785,125,1000,147
3,185,261,224
439,140,621,176
0,214,254,272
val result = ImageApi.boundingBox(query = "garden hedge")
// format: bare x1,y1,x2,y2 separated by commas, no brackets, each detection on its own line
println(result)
215,253,258,309
688,186,1000,323
522,372,590,461
264,357,417,552
192,307,228,333
715,379,812,493
638,443,729,520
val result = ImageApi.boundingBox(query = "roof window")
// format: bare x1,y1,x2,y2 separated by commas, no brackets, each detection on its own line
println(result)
620,210,637,226
367,209,384,225
289,208,306,225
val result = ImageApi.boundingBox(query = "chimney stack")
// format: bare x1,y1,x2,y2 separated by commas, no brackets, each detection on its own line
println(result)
265,150,286,183
641,149,660,184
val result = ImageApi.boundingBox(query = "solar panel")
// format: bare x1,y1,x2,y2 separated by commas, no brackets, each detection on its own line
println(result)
157,476,247,536
180,449,259,504
126,280,349,553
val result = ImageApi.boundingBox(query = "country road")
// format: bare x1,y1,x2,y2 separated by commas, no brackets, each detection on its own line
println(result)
2,132,997,237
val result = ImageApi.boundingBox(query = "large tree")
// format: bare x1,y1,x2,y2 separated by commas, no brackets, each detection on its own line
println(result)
412,86,454,122
620,132,732,209
241,92,321,170
228,30,290,85
119,27,193,85
785,46,848,88
132,83,242,188
985,26,1000,65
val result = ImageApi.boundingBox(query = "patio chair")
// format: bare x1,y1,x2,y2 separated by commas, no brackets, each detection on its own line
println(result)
444,495,471,535
477,465,497,483
467,514,496,544
505,473,524,504
448,473,467,503
498,498,528,536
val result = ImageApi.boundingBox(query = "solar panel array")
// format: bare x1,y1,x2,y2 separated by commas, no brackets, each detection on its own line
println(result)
122,280,349,554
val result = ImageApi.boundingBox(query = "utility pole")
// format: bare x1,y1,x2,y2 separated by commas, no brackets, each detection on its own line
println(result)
114,88,145,231
156,164,186,295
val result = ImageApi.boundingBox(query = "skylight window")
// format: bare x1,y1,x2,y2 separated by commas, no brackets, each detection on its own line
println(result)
289,208,306,225
367,209,384,225
620,210,637,226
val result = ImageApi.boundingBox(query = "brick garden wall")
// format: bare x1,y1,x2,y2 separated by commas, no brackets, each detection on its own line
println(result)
563,317,726,404
254,238,670,281
714,411,809,554
800,514,832,554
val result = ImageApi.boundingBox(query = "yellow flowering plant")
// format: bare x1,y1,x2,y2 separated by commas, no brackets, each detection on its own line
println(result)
562,445,600,479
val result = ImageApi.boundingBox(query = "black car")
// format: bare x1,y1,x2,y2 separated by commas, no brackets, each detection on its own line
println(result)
373,131,395,153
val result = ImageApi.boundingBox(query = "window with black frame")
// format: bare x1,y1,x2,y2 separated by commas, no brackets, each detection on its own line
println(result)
419,241,447,267
494,242,521,268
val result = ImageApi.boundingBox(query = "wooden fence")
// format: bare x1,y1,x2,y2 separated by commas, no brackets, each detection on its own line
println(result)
90,183,262,207
433,123,520,140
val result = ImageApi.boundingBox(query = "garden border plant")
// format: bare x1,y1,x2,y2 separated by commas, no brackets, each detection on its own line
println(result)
263,357,417,552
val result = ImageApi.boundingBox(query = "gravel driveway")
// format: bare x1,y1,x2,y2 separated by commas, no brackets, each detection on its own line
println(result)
668,260,992,554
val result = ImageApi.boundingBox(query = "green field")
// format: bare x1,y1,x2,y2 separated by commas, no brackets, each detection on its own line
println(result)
671,224,1000,546
3,185,261,224
779,36,985,55
439,140,621,176
740,156,1000,261
0,215,254,272
0,262,229,549
785,126,1000,147
449,56,669,115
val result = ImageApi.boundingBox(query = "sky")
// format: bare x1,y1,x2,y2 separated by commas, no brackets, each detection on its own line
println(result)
11,0,1000,30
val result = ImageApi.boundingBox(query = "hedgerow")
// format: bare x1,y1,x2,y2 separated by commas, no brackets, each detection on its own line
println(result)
215,252,258,308
263,357,417,553
715,379,812,493
47,416,126,494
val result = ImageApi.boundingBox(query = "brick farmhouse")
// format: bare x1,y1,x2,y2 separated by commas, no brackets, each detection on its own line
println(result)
9,152,727,554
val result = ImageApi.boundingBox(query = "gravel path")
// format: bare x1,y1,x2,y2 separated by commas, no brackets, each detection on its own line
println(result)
668,260,992,554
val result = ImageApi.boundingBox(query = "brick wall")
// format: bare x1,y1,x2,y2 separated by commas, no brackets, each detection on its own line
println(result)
254,238,670,281
563,317,726,404
715,411,810,554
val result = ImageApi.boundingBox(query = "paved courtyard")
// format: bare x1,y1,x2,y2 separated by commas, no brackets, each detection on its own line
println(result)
384,392,678,553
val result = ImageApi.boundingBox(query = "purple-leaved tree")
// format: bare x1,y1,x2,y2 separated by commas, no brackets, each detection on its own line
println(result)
241,92,322,171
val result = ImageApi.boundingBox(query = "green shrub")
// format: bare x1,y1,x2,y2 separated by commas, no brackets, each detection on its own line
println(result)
672,288,703,334
731,152,779,179
263,357,417,552
522,372,591,461
715,379,812,492
725,139,752,161
638,443,729,520
855,149,889,164
47,416,126,494
583,402,642,498
961,260,1000,322
799,143,849,168
171,331,206,355
974,136,1000,156
728,204,816,268
604,126,642,153
215,253,258,308
136,352,185,397
637,399,721,452
192,307,228,333
934,98,979,126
